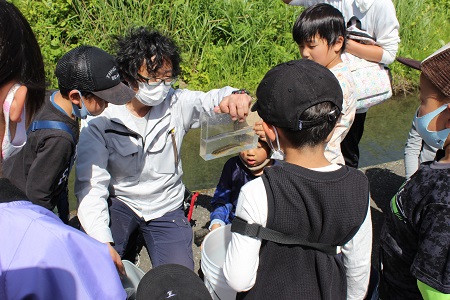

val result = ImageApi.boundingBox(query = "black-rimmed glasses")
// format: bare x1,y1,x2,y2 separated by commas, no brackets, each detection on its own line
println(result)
137,73,178,86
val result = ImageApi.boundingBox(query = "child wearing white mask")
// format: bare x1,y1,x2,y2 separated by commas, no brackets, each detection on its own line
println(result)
0,0,46,167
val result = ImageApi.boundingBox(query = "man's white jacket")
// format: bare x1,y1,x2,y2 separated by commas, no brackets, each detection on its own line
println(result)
75,86,234,243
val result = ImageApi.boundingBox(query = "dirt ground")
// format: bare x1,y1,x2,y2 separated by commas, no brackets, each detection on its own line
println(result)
138,159,407,274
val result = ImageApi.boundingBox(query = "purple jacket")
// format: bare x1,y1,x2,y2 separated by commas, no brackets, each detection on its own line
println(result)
0,197,126,299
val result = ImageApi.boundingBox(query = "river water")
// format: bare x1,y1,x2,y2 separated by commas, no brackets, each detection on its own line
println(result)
181,94,420,191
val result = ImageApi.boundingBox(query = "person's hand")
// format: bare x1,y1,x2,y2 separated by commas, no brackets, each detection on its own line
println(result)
106,243,126,276
253,120,266,142
214,93,252,122
210,223,221,231
345,39,383,63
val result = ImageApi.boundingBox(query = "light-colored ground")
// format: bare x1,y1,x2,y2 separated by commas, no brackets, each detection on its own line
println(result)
138,159,407,274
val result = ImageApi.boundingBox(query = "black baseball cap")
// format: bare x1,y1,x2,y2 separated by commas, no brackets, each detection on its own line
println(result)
136,264,211,300
252,59,343,131
55,46,135,105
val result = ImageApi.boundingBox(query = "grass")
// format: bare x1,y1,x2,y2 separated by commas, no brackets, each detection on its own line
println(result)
69,0,304,93
12,0,450,94
391,0,450,93
11,0,450,94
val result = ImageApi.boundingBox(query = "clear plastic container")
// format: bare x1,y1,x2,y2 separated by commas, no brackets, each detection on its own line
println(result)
200,111,259,161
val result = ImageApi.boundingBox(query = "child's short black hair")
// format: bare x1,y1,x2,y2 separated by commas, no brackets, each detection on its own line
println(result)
114,27,181,87
293,3,346,53
280,101,340,148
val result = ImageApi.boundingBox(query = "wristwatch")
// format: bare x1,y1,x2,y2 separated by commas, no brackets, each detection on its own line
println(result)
231,89,250,95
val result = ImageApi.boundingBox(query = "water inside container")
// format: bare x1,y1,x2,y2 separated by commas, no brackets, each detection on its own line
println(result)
200,111,259,161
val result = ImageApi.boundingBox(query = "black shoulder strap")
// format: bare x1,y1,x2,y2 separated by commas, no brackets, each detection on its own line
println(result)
231,217,339,256
230,174,339,256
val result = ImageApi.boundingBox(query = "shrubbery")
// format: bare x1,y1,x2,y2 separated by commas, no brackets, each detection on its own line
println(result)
11,0,450,95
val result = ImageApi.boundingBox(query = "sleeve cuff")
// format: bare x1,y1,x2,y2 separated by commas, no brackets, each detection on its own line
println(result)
209,219,226,230
88,227,114,244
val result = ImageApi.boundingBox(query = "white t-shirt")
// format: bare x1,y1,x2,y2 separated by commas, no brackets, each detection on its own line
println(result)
223,164,373,300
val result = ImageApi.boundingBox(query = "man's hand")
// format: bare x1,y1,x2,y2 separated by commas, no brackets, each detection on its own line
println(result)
214,93,252,122
106,243,126,276
345,39,383,63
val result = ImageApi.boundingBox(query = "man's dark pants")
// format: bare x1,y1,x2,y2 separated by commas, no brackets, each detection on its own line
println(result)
109,197,194,270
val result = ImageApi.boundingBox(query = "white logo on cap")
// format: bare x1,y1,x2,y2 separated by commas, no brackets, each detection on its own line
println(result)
166,291,176,298
106,66,119,80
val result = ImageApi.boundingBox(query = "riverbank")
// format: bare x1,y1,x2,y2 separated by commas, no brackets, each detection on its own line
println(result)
138,159,407,273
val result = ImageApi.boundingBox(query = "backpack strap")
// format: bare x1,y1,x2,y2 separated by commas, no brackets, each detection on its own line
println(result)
27,120,77,174
230,173,340,256
27,120,76,143
231,217,340,256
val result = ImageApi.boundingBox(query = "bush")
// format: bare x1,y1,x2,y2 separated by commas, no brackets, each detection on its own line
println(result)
11,0,81,88
392,0,450,94
69,0,303,93
10,0,450,95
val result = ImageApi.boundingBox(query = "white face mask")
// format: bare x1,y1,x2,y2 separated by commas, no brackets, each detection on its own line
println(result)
135,82,171,106
414,104,450,149
267,126,285,160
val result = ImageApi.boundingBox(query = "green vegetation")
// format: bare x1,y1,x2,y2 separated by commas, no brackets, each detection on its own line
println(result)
11,0,302,92
11,0,449,95
392,0,450,94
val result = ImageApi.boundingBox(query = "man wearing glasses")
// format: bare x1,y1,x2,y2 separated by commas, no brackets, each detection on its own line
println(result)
74,27,252,275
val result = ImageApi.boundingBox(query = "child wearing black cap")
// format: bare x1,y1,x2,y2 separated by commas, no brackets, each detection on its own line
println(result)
379,43,450,300
3,45,135,223
224,59,372,299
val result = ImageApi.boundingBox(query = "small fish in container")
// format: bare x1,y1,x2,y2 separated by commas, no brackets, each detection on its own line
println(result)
199,110,259,161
